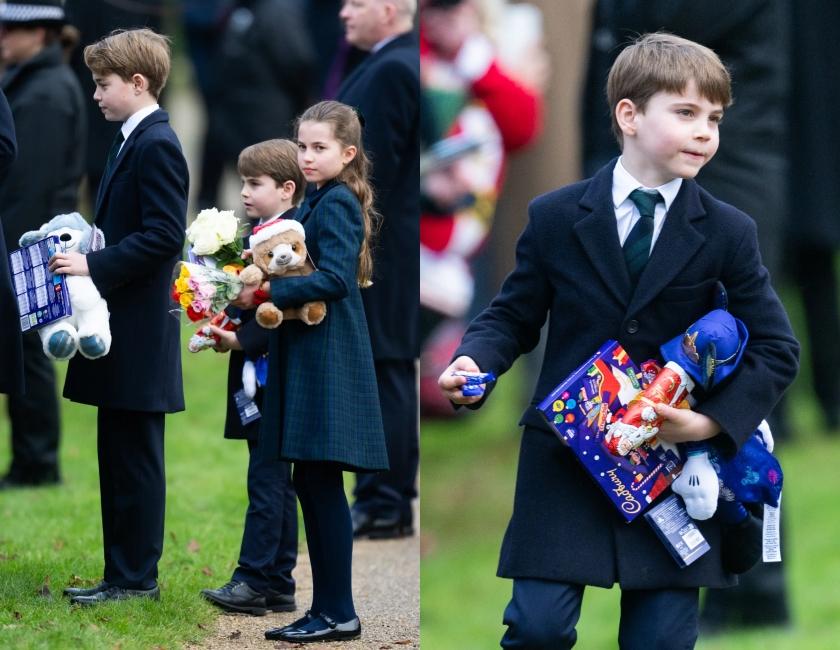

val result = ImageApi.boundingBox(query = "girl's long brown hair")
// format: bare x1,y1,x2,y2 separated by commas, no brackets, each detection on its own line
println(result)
297,101,379,287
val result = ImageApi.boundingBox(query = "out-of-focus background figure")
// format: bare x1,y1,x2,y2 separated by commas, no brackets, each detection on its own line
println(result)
0,0,85,489
418,0,545,416
334,0,421,541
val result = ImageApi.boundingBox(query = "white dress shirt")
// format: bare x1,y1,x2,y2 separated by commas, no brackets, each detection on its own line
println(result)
612,157,683,253
117,102,160,155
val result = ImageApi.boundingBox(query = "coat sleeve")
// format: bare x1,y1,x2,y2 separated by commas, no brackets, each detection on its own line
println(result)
0,89,16,178
87,137,188,295
235,314,269,358
694,217,799,451
269,191,362,307
454,203,552,391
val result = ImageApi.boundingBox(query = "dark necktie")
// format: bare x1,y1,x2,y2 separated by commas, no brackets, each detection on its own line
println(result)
623,189,662,286
104,130,125,175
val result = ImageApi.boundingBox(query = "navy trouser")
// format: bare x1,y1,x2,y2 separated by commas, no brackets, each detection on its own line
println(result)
353,359,418,523
232,438,298,594
97,408,165,590
500,578,699,650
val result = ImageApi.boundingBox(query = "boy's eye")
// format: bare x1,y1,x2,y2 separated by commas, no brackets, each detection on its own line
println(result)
677,109,693,117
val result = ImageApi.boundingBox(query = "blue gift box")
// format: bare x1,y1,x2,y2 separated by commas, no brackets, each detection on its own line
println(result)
8,236,72,332
536,340,682,522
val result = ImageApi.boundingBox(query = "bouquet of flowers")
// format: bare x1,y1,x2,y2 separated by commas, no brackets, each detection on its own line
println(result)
171,261,243,323
186,207,245,269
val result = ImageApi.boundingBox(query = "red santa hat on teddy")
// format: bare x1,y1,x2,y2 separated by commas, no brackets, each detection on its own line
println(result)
249,218,305,249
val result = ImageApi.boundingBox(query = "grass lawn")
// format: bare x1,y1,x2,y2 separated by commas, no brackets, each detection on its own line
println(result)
0,338,255,649
421,295,840,649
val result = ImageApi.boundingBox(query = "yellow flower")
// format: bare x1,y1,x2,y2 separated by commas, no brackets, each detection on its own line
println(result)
222,263,244,274
175,277,190,293
179,291,194,309
179,265,190,279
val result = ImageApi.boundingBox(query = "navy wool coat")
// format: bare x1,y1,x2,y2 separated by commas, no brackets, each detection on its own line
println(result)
260,181,388,471
455,160,799,589
64,110,188,413
0,89,19,395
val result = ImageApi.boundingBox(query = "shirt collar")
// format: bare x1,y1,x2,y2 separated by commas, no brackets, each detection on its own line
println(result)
371,34,399,53
121,103,160,141
612,157,683,211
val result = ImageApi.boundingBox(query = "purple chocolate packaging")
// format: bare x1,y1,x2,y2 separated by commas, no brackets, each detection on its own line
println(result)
536,340,682,522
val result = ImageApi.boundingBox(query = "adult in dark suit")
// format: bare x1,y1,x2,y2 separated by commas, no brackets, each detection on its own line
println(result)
441,158,799,647
0,88,20,397
0,0,86,489
336,0,420,538
51,29,187,604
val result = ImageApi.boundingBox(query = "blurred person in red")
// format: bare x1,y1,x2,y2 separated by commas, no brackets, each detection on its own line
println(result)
419,0,544,414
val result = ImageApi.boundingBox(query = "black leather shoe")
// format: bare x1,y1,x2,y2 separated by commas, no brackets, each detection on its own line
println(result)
266,613,361,643
71,585,160,606
352,509,414,539
63,581,109,598
0,470,60,490
265,588,296,613
201,580,293,615
265,610,317,639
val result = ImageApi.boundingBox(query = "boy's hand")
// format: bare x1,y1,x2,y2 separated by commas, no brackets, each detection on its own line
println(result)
438,355,484,405
653,403,720,443
207,325,241,352
232,283,259,309
48,252,89,276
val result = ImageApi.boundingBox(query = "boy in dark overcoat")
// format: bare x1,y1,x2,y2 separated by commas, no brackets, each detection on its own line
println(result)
49,28,188,605
439,33,799,649
200,139,304,615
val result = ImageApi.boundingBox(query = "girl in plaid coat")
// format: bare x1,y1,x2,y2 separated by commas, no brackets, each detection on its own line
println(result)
259,101,388,644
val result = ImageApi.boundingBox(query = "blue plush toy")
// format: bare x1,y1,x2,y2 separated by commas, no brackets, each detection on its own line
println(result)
661,310,783,523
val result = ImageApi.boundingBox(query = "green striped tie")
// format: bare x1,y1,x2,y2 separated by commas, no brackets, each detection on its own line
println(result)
104,130,125,175
624,189,662,287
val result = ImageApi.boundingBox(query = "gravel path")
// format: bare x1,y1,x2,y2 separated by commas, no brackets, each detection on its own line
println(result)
188,535,419,649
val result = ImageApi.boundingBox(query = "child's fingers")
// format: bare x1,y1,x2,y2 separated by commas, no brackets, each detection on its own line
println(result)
653,402,682,422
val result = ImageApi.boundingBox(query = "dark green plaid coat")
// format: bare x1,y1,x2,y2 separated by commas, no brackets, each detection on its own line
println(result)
259,181,388,472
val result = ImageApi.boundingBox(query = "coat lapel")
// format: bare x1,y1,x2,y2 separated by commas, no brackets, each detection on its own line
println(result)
574,161,632,308
627,179,706,315
95,109,169,217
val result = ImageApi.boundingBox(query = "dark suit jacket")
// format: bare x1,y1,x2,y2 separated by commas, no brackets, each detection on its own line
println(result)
455,160,799,589
0,88,19,395
64,109,188,412
337,32,419,361
0,43,86,248
260,181,388,471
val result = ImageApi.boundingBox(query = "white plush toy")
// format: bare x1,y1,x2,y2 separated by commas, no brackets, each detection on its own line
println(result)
19,212,111,361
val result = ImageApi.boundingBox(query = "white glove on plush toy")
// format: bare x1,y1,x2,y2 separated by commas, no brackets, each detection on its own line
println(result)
672,445,720,520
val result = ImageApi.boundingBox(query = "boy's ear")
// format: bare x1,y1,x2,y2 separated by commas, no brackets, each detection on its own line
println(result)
131,73,150,95
615,98,640,138
281,180,296,198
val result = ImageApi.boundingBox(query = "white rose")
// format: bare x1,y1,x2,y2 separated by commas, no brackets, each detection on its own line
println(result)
187,208,239,254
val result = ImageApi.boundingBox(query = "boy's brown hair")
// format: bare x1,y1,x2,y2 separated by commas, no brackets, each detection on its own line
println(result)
607,32,732,146
83,28,171,99
237,139,306,206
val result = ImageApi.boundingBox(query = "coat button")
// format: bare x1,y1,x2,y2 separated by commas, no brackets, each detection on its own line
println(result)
626,319,639,334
